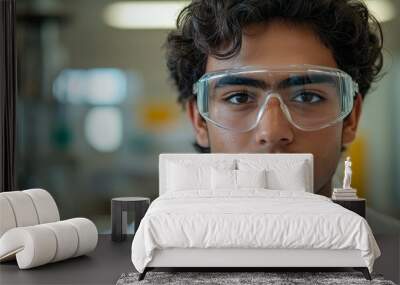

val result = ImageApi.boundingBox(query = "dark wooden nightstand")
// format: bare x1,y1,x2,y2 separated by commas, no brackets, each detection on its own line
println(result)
332,198,366,218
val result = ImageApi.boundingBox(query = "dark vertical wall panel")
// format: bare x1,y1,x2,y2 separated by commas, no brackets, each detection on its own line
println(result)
0,0,17,192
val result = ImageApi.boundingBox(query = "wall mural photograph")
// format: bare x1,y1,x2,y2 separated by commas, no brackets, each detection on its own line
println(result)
1,0,400,284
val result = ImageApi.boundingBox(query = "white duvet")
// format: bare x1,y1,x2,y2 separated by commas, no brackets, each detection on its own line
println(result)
131,189,380,273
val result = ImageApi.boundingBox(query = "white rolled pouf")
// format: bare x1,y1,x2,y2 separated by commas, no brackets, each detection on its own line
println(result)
23,189,60,224
66,218,98,257
0,191,39,227
0,225,57,269
0,218,98,269
0,195,17,237
0,188,98,269
42,220,79,262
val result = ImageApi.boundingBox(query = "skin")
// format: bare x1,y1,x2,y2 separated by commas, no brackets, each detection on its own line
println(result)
186,21,362,197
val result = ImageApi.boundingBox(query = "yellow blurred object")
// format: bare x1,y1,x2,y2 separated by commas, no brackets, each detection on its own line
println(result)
136,100,180,132
346,135,367,198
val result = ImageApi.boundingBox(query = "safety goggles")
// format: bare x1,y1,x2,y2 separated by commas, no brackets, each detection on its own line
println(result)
192,65,359,132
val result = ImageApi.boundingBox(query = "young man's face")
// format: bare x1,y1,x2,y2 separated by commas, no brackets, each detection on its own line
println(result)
187,21,362,196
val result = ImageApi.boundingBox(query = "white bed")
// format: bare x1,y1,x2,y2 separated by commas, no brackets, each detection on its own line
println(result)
131,153,380,281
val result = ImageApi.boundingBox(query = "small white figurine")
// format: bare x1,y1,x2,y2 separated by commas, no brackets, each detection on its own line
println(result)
342,156,352,190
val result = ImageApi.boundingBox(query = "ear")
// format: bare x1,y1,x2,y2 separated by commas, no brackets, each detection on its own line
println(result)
186,98,210,148
342,94,363,145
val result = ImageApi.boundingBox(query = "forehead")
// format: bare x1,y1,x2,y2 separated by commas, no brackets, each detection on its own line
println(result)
206,21,338,72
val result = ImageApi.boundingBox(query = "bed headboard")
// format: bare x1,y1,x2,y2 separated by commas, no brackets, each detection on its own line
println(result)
159,153,314,195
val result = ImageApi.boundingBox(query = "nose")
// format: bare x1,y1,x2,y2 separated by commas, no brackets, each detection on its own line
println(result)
254,95,294,148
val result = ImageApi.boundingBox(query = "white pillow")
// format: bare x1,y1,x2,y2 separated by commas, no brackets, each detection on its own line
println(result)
211,167,236,190
167,161,211,191
211,168,268,190
236,169,267,189
166,159,237,192
237,159,308,191
266,161,308,191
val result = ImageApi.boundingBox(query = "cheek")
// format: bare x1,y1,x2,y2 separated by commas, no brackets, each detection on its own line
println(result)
207,125,251,153
301,126,343,190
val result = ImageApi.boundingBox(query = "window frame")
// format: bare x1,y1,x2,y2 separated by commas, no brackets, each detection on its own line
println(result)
0,0,17,192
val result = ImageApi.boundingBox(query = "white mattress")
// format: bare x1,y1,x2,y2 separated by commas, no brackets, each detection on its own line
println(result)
131,189,380,273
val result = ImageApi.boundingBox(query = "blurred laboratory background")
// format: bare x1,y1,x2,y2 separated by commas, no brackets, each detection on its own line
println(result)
15,0,400,233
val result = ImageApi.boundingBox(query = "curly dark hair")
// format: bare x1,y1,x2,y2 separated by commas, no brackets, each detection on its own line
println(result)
165,0,384,153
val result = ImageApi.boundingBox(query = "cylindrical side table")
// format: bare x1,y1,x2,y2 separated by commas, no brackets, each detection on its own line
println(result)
111,197,150,242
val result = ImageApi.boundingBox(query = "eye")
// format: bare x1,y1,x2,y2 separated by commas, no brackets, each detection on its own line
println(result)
291,92,324,104
224,92,255,105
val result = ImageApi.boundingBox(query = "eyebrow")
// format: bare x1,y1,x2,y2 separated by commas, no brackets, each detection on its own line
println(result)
214,73,336,90
214,76,268,89
277,73,337,89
